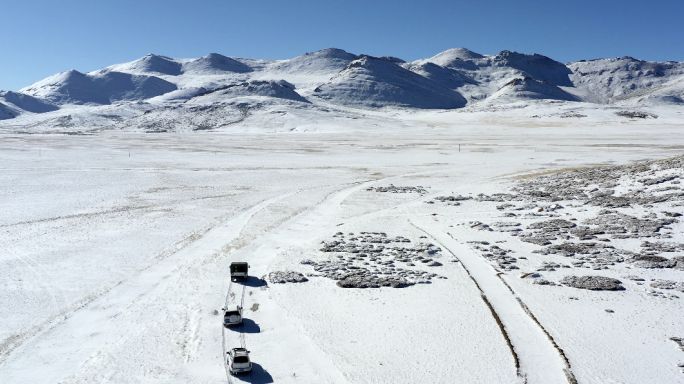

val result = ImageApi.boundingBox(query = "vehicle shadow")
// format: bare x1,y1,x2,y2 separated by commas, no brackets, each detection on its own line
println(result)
234,276,267,288
225,318,261,334
234,363,273,383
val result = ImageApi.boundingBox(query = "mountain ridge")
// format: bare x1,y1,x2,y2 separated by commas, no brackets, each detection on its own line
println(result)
3,47,682,123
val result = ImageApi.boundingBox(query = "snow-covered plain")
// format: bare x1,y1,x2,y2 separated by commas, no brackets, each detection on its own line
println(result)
2,48,684,383
2,106,684,383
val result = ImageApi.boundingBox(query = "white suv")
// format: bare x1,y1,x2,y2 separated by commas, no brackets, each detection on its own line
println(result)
223,305,243,327
227,348,252,374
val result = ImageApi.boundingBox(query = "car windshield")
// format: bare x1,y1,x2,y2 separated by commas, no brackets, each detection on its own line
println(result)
231,264,248,272
234,356,249,363
225,311,239,316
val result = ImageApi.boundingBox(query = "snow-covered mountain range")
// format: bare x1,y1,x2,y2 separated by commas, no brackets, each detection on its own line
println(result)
1,48,682,129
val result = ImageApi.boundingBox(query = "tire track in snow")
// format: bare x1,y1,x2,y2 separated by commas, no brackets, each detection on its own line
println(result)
412,221,572,384
222,281,247,384
0,191,298,382
212,175,440,383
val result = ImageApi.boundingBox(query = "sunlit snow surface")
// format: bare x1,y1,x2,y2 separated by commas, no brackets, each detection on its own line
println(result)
2,102,684,384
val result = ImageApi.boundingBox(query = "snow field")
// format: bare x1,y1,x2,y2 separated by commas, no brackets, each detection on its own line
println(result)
2,114,684,382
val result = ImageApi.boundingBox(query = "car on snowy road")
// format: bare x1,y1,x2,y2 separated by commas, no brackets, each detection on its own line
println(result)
227,348,252,374
230,262,249,281
223,304,243,327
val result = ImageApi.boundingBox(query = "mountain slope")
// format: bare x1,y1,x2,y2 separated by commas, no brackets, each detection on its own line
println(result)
486,77,580,103
313,56,467,109
20,70,177,105
408,62,475,91
0,102,16,120
567,57,684,104
0,91,59,113
188,80,308,104
413,49,574,102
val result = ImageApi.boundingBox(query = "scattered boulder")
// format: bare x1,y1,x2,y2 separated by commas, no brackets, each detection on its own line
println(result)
560,275,624,290
268,271,309,283
629,254,684,269
671,337,684,351
367,186,428,194
650,279,684,291
616,111,658,119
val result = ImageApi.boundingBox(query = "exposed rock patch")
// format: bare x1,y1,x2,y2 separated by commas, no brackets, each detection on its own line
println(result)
268,271,309,284
560,275,624,290
304,231,446,288
367,186,428,194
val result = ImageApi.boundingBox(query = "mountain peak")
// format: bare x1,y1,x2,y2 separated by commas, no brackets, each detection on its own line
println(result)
108,54,182,76
182,53,252,74
423,48,485,67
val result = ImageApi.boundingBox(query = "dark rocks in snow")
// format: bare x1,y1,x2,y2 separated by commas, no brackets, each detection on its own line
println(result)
434,195,472,202
534,241,629,270
513,155,684,209
670,337,684,351
469,242,519,271
367,186,428,194
519,237,552,246
569,226,605,240
615,111,658,119
337,276,412,289
490,222,522,233
536,261,570,271
305,232,445,288
560,275,624,291
470,222,493,231
629,254,684,270
624,275,645,281
641,241,684,253
639,175,677,185
536,242,615,257
528,219,577,230
583,212,677,239
268,271,309,283
650,279,684,291
475,193,524,202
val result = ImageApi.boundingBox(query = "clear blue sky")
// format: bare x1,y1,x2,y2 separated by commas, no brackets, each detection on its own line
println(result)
2,0,683,91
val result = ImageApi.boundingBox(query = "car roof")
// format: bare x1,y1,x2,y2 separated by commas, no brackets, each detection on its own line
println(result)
232,348,249,356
